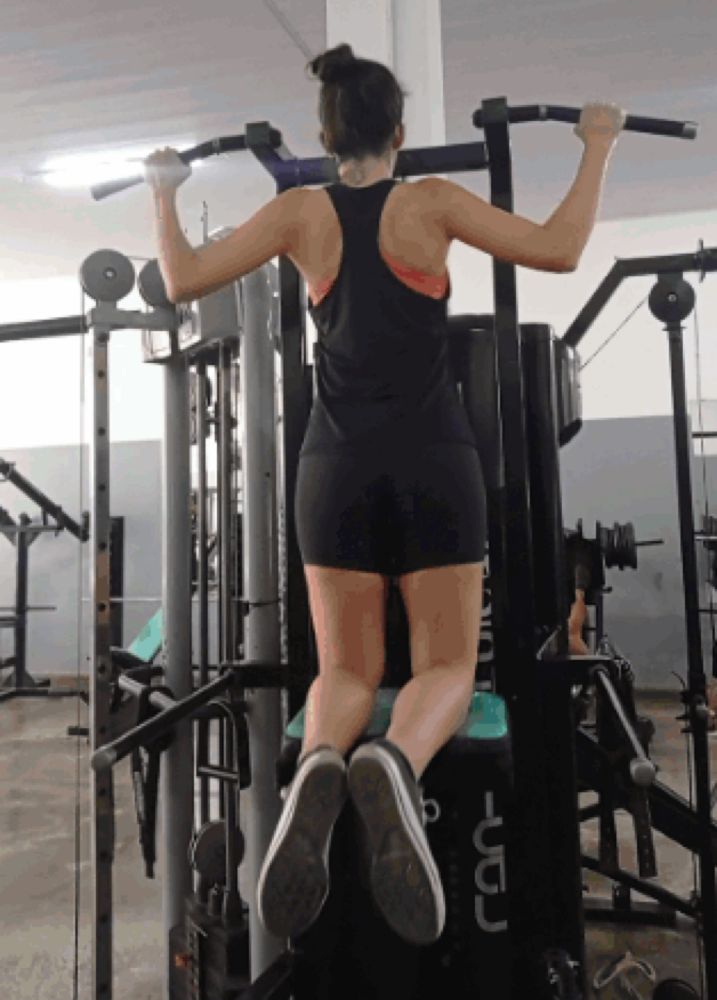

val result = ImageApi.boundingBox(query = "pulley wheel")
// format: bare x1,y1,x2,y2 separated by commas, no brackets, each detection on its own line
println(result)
79,249,135,303
188,819,245,886
138,258,172,308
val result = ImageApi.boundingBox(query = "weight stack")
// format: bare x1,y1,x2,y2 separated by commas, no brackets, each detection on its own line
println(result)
521,324,570,634
169,897,251,1000
277,688,514,1000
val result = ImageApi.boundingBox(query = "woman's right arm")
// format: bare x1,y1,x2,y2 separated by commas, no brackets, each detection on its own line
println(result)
428,102,625,273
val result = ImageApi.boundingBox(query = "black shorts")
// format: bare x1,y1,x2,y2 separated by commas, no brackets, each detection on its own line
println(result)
295,443,487,577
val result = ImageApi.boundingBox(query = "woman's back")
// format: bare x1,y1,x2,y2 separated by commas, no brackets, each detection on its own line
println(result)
297,178,476,459
288,164,589,312
287,177,450,308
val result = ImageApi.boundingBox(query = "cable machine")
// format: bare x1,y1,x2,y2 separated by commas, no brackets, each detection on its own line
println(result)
0,97,713,1000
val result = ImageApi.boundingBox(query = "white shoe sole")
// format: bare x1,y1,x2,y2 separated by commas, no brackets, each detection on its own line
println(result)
348,743,446,945
257,749,346,939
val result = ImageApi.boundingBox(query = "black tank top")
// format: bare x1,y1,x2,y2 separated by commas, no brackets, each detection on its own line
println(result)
299,179,478,458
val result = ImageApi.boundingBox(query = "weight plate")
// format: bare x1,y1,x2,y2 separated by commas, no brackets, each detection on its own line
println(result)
138,258,172,308
624,522,637,569
79,249,135,303
188,819,245,885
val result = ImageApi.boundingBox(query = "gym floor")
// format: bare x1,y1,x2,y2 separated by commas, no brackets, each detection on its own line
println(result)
0,689,712,1000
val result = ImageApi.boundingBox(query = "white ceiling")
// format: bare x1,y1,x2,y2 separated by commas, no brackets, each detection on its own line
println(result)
0,0,715,220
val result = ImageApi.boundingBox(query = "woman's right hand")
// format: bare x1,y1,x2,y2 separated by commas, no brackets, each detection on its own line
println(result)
574,102,626,148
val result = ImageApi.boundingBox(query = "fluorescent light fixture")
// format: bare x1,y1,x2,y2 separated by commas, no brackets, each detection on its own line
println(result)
32,141,198,189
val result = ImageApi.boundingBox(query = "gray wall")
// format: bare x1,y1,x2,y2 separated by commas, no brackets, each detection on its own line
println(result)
560,415,717,690
2,419,715,691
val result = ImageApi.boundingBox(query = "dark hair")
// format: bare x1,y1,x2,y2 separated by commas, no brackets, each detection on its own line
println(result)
307,43,407,162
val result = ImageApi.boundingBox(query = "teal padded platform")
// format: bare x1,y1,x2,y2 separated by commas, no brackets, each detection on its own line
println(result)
127,609,163,663
285,686,508,742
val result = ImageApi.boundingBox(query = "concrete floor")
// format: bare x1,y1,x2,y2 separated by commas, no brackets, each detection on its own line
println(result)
0,686,714,1000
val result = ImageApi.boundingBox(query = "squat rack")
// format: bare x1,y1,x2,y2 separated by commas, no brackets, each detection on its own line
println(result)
0,456,87,703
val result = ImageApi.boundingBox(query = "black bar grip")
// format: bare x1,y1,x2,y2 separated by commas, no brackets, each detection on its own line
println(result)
593,667,656,787
90,142,222,201
0,315,86,344
90,132,281,201
91,670,234,770
91,173,150,202
473,103,697,140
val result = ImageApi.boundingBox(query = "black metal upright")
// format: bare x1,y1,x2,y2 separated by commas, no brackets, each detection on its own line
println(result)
195,361,211,826
109,517,124,649
218,343,236,665
14,522,30,687
648,273,717,999
276,255,313,721
521,324,586,979
479,98,575,996
217,343,235,821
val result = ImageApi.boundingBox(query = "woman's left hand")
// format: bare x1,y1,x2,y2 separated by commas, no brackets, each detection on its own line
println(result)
144,147,192,193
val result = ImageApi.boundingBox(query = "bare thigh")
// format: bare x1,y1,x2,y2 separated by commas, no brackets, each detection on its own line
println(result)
398,562,484,677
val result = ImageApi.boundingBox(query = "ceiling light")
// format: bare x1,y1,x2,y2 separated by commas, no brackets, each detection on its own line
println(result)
28,142,197,189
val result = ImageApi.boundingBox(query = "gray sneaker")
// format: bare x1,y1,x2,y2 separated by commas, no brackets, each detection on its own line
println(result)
257,745,347,939
347,738,446,945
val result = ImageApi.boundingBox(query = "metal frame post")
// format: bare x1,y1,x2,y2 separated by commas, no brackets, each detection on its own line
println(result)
195,361,211,826
481,98,576,996
160,355,194,999
89,323,115,1000
238,266,284,980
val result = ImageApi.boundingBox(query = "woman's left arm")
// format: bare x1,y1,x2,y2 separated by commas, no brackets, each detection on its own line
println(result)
146,148,302,303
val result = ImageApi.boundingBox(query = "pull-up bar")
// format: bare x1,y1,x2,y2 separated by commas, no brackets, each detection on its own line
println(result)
473,103,698,141
0,315,86,344
92,101,696,203
90,121,490,201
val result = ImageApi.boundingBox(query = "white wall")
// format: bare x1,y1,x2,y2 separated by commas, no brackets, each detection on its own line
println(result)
1,169,716,449
0,161,273,449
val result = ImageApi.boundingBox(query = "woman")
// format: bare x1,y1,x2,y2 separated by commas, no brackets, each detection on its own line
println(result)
146,43,624,947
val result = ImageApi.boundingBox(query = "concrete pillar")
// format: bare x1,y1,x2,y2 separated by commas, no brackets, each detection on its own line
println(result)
326,0,446,150
326,0,393,66
392,0,446,149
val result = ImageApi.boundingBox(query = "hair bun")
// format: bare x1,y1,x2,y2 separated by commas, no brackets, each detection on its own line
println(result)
309,43,357,84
